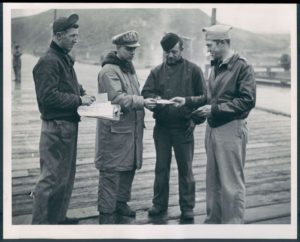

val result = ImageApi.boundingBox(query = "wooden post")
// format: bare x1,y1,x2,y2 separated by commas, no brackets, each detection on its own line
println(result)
211,8,217,25
204,8,217,79
53,9,57,21
181,36,192,60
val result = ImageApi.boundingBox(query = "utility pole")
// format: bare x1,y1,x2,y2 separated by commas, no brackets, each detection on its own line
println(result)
211,8,217,25
204,8,218,79
53,9,57,21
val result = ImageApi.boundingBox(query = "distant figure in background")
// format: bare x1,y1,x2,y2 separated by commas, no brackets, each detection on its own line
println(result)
191,24,256,224
142,33,207,221
32,14,95,224
95,30,156,224
13,43,22,82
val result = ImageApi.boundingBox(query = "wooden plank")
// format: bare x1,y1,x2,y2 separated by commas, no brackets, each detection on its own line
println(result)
73,202,291,225
11,145,291,171
11,156,291,195
254,216,290,224
245,202,290,224
12,169,29,178
12,172,290,217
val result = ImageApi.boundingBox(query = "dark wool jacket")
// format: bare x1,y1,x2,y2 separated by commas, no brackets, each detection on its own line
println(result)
33,41,86,122
142,58,207,128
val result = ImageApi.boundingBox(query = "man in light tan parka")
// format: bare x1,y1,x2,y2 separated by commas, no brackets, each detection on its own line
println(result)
95,30,156,224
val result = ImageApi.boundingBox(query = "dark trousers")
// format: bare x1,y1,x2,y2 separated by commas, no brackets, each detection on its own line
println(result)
152,124,195,211
32,120,78,224
98,170,135,213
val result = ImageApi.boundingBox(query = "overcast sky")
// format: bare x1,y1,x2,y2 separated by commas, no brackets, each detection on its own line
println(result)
11,4,295,34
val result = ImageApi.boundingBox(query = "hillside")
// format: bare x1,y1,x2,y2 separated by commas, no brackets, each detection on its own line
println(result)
11,8,290,67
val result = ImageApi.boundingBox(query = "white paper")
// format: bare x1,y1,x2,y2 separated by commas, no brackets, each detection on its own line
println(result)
77,101,121,121
156,99,176,105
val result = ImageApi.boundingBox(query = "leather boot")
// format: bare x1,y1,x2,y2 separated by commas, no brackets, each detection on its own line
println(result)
99,212,115,224
116,201,136,217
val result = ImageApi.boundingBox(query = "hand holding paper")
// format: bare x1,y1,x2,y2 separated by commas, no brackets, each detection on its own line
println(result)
170,97,185,107
144,98,157,110
192,105,212,118
80,95,96,106
77,93,121,121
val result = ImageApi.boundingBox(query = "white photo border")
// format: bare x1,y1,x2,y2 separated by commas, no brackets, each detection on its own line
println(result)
3,2,298,239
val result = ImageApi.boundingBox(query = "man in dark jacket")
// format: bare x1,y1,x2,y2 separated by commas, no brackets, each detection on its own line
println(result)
32,14,95,224
142,33,206,221
174,25,256,223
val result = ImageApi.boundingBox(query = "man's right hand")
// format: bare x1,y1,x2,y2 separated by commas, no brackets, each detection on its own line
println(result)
144,98,157,110
80,95,96,106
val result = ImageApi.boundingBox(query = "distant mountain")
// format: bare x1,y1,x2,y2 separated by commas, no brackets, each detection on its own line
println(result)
11,9,290,67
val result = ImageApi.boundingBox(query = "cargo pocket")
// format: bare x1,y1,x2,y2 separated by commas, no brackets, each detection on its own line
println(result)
109,125,133,150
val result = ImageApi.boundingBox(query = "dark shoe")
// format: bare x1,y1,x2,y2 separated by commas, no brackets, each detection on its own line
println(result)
58,217,79,224
116,202,136,217
99,212,115,224
181,210,194,220
148,205,167,216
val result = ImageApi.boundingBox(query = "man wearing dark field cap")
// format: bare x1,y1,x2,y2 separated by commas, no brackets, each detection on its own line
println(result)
142,33,206,221
174,24,256,224
32,14,95,224
95,30,156,224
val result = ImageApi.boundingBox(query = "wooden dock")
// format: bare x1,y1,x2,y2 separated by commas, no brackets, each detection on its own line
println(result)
11,55,291,225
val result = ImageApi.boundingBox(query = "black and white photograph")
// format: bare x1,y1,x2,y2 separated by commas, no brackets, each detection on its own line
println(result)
3,2,297,239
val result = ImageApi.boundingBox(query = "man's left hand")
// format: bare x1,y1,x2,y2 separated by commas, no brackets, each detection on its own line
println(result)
192,105,212,118
170,97,185,107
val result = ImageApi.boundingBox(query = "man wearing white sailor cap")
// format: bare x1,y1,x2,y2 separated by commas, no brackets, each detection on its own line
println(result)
95,30,156,224
196,24,256,224
172,24,256,224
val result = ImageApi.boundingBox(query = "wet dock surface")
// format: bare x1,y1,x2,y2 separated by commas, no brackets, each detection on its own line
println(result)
11,55,291,225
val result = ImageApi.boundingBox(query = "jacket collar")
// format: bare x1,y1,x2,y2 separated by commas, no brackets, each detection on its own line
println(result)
50,41,75,66
102,51,135,74
50,41,68,54
211,52,239,71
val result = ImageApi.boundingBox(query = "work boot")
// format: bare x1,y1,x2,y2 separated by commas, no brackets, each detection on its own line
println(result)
99,212,115,224
116,201,136,217
180,210,194,220
148,205,167,216
58,217,79,224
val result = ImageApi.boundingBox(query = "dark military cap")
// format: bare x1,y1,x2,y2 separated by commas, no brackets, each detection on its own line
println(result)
112,30,140,47
202,24,232,40
160,32,181,52
53,14,79,34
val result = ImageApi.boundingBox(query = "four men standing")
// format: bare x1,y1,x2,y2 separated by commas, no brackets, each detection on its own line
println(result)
31,13,256,225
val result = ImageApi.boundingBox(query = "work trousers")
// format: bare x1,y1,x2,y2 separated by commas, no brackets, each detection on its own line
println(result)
98,170,135,213
32,120,78,224
204,119,248,224
152,124,195,211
